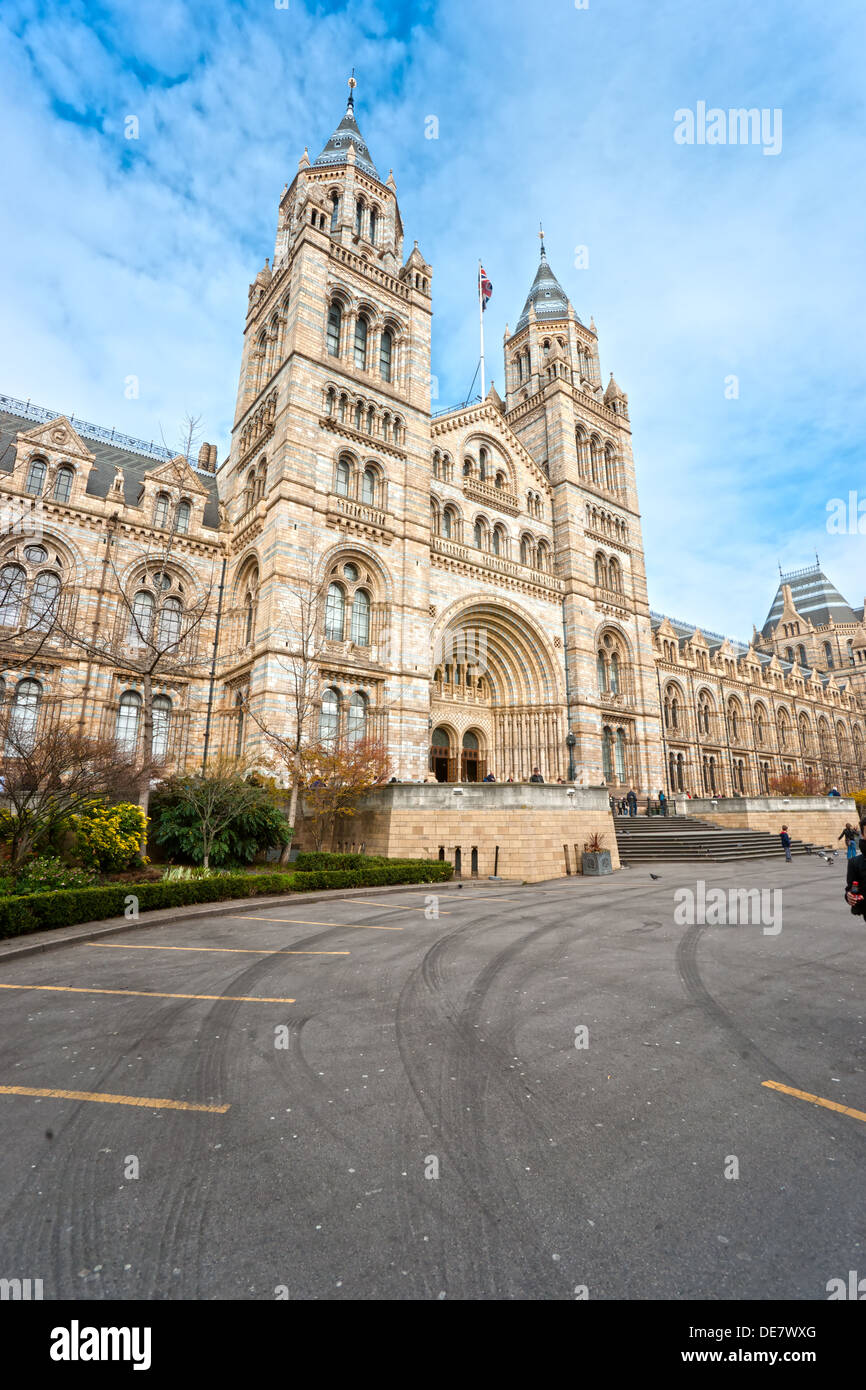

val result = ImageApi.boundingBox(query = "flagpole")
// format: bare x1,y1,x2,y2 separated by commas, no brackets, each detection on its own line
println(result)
478,260,486,399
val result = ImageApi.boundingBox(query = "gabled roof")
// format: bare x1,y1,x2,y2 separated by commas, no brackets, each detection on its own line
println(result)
515,244,573,332
0,407,221,529
314,91,380,182
762,565,858,637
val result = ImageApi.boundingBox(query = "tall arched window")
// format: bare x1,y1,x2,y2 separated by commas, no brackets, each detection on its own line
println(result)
319,687,339,744
0,564,26,627
597,651,608,693
335,458,351,497
325,583,346,640
350,589,370,645
8,678,41,751
235,692,246,756
441,509,453,540
368,206,378,243
175,500,191,534
379,329,392,382
25,458,46,495
355,199,364,236
129,590,154,646
244,588,256,645
492,527,502,556
608,557,621,592
326,301,342,357
823,641,834,668
797,645,807,668
609,651,620,694
520,537,530,566
330,193,340,231
347,691,367,743
361,466,377,505
602,727,614,781
27,572,61,632
157,596,182,650
354,315,368,370
152,694,172,761
115,690,141,753
154,493,170,528
53,466,74,502
615,729,627,780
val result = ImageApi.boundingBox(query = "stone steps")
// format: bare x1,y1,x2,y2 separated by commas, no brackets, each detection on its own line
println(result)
612,815,818,863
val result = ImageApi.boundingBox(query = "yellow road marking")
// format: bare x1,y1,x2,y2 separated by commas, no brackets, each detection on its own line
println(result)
0,1085,229,1114
0,983,295,1004
88,942,349,957
762,1080,866,1124
230,915,403,932
338,899,451,914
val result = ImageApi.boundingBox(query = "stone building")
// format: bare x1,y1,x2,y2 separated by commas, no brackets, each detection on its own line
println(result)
0,83,864,803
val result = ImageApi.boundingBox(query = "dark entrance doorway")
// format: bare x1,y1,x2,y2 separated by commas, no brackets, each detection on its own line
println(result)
430,726,453,783
461,730,481,782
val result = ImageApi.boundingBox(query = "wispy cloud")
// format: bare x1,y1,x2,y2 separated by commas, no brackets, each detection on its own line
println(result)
0,0,863,634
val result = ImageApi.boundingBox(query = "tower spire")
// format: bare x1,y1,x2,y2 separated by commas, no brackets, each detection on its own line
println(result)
347,68,356,113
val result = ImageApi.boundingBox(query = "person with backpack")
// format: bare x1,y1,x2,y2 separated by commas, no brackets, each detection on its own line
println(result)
780,825,792,862
626,788,638,817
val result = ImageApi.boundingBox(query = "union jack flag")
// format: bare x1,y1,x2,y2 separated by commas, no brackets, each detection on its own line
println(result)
479,264,493,310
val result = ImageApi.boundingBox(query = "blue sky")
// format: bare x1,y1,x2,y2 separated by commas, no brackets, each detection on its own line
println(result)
1,0,863,637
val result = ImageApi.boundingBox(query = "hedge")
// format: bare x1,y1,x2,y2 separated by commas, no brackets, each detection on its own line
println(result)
293,852,394,871
0,860,454,939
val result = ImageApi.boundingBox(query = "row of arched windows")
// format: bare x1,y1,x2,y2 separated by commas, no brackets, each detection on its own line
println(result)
586,504,628,544
115,690,173,760
252,293,290,397
602,726,628,781
24,458,75,501
430,500,551,569
241,460,267,513
319,686,369,745
326,299,398,383
325,560,372,645
0,554,61,633
328,192,381,245
324,387,404,444
576,427,620,495
334,456,386,509
153,492,191,533
594,552,623,593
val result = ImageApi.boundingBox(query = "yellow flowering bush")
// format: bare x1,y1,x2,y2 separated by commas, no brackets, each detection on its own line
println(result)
71,801,149,873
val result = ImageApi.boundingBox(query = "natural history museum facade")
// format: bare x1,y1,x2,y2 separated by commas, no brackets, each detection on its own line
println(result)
1,86,864,810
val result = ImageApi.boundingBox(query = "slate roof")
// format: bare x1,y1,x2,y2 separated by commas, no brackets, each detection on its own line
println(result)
516,245,573,332
0,406,221,529
314,93,380,182
762,566,860,637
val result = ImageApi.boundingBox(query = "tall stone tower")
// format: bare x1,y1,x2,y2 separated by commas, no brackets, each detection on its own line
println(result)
503,238,664,790
217,78,434,775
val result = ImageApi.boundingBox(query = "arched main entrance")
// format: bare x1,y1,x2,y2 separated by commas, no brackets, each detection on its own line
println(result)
429,599,566,781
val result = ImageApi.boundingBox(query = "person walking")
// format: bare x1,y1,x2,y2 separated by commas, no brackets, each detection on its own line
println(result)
626,788,638,817
780,825,792,863
839,823,858,860
658,789,667,816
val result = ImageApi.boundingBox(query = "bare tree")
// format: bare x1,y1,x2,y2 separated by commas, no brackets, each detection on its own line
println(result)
0,708,139,864
53,416,221,837
245,551,333,856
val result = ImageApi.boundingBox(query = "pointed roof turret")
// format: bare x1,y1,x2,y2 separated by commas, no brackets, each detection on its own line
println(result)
516,234,573,332
314,74,380,182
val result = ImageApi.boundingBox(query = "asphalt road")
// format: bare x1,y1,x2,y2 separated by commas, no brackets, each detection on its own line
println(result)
0,857,863,1301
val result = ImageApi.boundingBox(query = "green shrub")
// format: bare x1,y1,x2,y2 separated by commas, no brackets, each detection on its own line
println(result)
0,859,453,938
160,865,234,882
10,857,97,895
150,785,291,867
72,802,148,873
292,852,389,871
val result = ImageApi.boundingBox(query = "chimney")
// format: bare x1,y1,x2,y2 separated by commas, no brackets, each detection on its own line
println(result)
197,441,218,472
